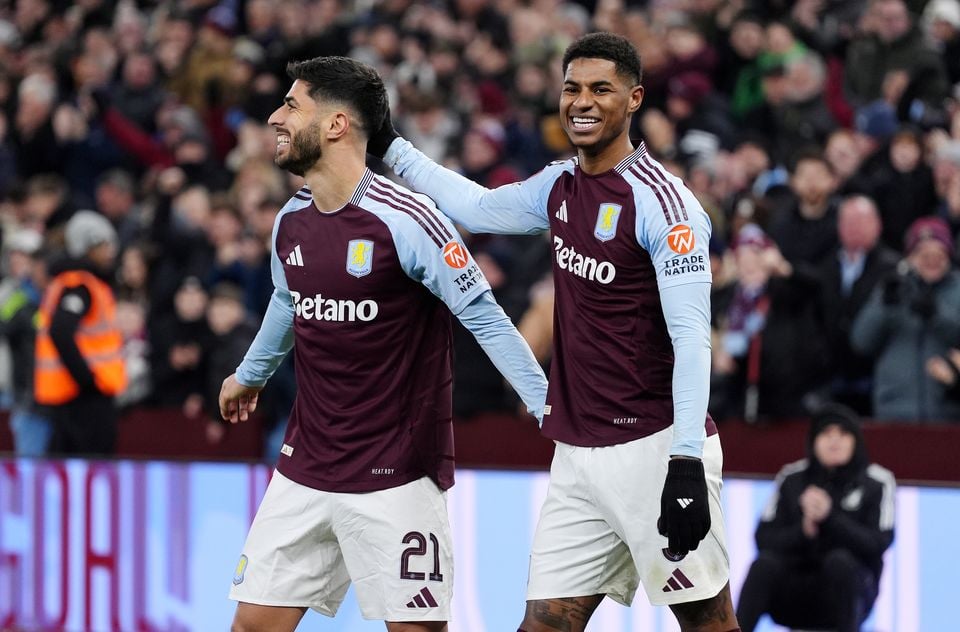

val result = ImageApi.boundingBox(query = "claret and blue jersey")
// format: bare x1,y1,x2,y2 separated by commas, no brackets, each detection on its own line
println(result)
387,139,717,457
236,169,491,494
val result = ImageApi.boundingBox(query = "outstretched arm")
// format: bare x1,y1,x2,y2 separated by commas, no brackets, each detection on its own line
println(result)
382,137,556,235
456,291,548,423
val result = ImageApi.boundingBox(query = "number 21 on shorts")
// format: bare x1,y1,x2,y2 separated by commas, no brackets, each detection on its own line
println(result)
400,531,444,581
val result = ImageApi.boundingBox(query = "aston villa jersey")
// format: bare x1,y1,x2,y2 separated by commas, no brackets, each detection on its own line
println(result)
238,170,489,492
388,141,717,454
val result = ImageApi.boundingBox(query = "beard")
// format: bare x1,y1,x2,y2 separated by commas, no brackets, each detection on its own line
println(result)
277,123,323,176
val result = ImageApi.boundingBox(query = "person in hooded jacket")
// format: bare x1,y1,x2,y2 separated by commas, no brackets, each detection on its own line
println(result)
735,404,896,632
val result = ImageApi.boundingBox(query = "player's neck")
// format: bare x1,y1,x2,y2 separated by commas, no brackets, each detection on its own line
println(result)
304,151,367,212
577,134,635,175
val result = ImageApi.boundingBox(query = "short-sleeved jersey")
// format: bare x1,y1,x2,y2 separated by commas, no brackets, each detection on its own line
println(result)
539,145,717,445
269,170,490,492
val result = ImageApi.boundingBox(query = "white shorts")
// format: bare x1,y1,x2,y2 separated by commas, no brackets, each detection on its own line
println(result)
527,428,729,607
229,472,453,622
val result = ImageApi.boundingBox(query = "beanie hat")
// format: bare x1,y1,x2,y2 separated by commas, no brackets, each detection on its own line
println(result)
667,71,713,107
5,228,43,255
904,216,954,255
855,101,899,142
809,403,860,440
65,210,118,258
731,223,772,251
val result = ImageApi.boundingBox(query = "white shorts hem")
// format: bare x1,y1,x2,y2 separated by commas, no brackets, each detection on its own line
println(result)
526,588,634,608
228,594,337,617
646,580,727,607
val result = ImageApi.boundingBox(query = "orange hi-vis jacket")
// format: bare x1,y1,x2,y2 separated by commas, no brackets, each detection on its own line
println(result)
34,269,127,405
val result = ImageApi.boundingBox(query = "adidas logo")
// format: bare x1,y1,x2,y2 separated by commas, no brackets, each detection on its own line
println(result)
555,200,568,222
406,587,439,609
676,498,694,509
661,568,695,593
285,245,304,267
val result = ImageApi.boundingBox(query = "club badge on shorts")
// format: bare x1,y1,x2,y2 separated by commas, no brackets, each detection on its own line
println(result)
346,239,374,278
594,203,622,242
233,554,248,585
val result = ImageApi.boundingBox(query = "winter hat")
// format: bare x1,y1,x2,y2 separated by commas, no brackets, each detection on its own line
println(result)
809,403,861,441
731,223,772,251
65,210,118,258
5,228,43,255
667,71,712,107
925,0,960,29
855,101,899,142
904,216,954,255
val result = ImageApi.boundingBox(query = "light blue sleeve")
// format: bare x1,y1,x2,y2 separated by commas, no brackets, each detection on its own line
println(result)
235,212,295,387
634,182,713,290
660,282,712,458
632,176,712,458
456,291,548,423
384,196,492,315
384,137,562,235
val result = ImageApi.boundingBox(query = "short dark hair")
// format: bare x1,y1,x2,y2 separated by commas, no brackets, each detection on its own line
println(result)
789,146,833,175
562,32,643,86
286,57,387,138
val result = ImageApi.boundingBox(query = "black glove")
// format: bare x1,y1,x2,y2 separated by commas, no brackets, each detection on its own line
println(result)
367,107,399,159
882,273,902,305
658,458,711,556
910,286,936,320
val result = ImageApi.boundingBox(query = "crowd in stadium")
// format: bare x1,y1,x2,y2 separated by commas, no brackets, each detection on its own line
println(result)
2,0,960,457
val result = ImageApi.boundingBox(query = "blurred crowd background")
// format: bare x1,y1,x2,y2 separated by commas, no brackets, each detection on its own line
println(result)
2,0,960,458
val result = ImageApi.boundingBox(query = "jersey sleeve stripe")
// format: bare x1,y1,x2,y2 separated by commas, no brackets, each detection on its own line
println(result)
350,169,376,206
633,160,682,224
641,155,688,221
366,192,445,247
628,165,674,225
372,179,453,241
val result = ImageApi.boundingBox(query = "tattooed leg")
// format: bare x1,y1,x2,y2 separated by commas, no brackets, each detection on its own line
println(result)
518,595,604,632
669,582,739,632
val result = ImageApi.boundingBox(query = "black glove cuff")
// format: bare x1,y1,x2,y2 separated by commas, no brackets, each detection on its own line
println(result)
667,458,705,479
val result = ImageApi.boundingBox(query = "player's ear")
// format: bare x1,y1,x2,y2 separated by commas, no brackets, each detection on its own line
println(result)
326,111,351,140
628,85,644,114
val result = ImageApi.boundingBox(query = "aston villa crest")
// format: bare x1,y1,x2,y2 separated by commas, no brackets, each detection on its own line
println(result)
346,239,374,278
594,203,622,242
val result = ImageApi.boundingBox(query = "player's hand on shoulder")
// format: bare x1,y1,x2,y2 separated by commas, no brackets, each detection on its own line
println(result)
657,456,711,556
367,106,399,159
219,373,262,424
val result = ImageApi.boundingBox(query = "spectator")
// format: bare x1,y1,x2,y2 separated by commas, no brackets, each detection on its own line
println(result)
35,211,126,455
816,195,900,415
114,297,151,409
921,0,960,88
665,70,736,163
825,128,872,196
10,73,61,179
933,140,960,234
110,50,166,134
202,281,256,445
148,276,210,411
845,0,950,109
711,224,828,421
0,229,50,455
866,128,938,251
719,11,767,118
94,168,145,249
768,149,840,267
736,404,896,632
852,216,960,421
